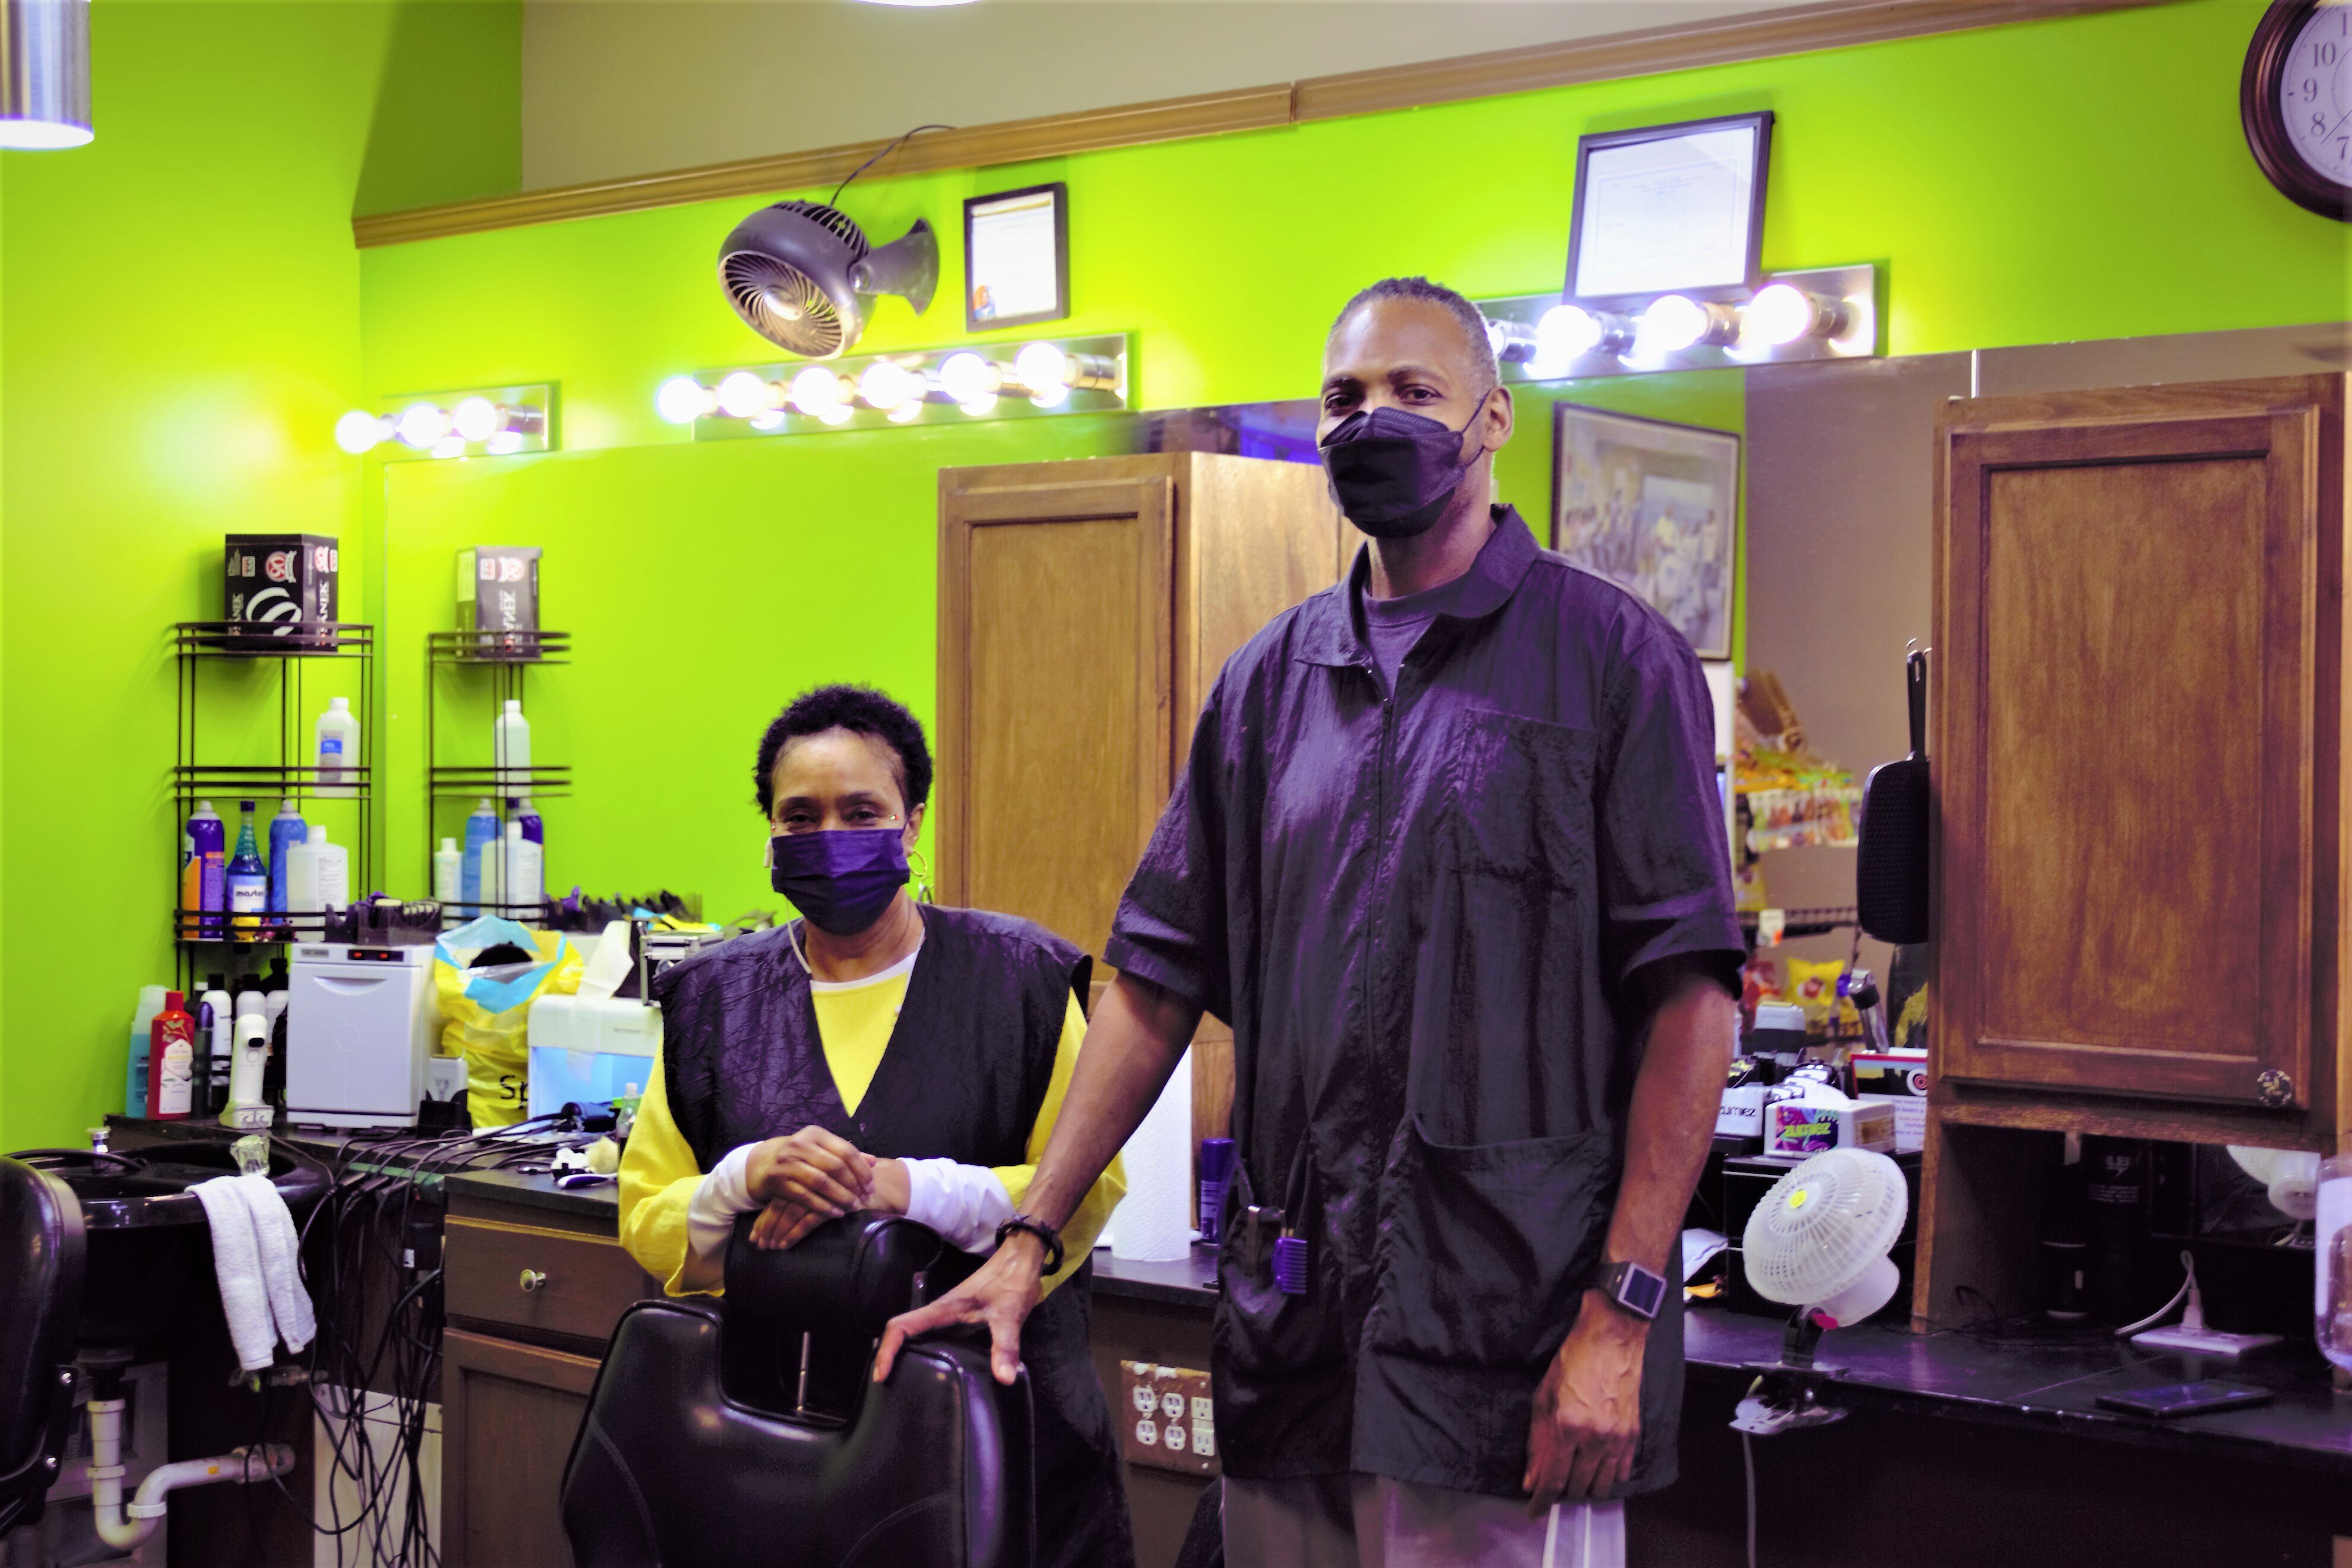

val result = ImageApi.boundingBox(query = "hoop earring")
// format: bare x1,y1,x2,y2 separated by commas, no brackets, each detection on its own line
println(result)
908,846,934,905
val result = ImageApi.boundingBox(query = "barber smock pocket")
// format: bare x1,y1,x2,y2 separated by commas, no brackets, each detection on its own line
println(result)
1367,1116,1614,1370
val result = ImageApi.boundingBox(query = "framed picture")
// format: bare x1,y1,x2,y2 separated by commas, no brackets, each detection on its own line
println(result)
1564,111,1772,311
963,182,1069,332
1552,402,1739,659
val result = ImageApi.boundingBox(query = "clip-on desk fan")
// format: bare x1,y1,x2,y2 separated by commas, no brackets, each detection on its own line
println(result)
1731,1147,1910,1436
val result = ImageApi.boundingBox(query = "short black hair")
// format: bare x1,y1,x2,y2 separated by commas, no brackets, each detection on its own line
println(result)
754,684,933,819
1329,276,1500,400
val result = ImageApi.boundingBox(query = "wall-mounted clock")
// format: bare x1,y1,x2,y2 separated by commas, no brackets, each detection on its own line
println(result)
2244,0,2352,219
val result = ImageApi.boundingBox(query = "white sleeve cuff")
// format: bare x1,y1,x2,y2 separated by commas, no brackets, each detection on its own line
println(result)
900,1158,1015,1253
687,1143,762,1268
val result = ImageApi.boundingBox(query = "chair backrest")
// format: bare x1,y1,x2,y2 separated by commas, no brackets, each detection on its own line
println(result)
0,1157,85,1536
562,1212,1033,1568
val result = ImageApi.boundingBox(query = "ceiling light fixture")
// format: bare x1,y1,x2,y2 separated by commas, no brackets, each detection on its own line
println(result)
0,0,91,149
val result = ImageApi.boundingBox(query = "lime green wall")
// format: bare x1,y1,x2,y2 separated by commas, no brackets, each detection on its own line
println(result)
0,2,519,1148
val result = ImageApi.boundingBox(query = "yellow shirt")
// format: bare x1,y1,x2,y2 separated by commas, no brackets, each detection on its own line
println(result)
619,968,1124,1299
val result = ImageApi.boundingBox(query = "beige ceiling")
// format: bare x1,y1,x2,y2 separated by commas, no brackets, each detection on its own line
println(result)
521,0,1794,190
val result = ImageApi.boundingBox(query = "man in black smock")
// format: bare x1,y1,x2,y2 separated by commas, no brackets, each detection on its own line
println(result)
880,277,1741,1566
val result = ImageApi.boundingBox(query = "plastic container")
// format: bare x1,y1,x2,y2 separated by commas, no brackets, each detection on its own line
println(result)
461,799,500,915
222,1010,273,1130
184,801,225,938
434,837,463,906
287,824,347,914
504,818,543,911
200,975,233,1117
315,696,359,796
513,796,544,890
2317,1155,2352,1373
147,991,198,1120
266,799,306,922
226,802,267,943
493,699,530,792
126,985,169,1118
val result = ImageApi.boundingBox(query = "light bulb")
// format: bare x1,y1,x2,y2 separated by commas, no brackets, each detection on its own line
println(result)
429,434,467,460
334,410,383,454
1743,284,1814,347
717,371,776,419
1639,295,1711,354
1013,342,1071,396
485,431,524,456
858,360,922,413
958,393,998,418
396,402,450,449
451,397,500,443
789,367,849,417
1029,384,1071,410
748,409,787,431
1537,305,1605,361
819,403,854,426
887,399,925,424
655,375,712,425
937,352,1001,405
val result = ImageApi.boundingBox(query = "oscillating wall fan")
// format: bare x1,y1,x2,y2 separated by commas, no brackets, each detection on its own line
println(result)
717,200,938,360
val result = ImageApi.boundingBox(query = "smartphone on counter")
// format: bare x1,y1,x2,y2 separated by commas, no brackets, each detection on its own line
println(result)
2095,1382,2274,1420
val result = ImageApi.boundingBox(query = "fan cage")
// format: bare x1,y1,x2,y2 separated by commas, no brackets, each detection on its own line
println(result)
1741,1147,1907,1306
722,254,848,359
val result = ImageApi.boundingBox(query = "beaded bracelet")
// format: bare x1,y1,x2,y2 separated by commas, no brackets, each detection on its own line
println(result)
993,1213,1066,1276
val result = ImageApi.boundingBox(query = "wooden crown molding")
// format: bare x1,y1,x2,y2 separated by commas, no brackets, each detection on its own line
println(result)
352,0,2177,249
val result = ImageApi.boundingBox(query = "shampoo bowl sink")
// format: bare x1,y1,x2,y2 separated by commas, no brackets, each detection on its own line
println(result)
14,1144,325,1349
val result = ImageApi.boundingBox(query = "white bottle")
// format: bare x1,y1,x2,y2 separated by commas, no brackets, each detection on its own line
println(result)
434,837,463,906
315,697,359,798
287,825,346,913
493,698,530,792
504,818,544,911
201,982,234,1109
235,981,265,1032
479,817,507,911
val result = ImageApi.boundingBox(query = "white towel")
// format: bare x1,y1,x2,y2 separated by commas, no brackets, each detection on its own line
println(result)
237,1172,316,1355
191,1177,276,1372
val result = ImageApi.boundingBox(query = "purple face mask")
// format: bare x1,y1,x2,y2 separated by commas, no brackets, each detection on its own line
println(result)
1317,403,1486,539
767,828,909,935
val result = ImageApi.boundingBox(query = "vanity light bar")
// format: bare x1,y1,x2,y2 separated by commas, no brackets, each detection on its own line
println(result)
659,334,1129,438
334,384,557,460
1478,264,1880,382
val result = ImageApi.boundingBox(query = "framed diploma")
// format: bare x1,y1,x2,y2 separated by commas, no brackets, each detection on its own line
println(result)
1565,112,1773,310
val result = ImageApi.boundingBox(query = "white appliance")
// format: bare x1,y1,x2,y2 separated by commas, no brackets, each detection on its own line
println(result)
287,943,441,1127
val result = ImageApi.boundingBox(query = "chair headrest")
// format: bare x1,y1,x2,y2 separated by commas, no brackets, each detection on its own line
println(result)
723,1210,956,1342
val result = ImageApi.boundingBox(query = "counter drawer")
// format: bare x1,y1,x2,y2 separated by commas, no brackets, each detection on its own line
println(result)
444,1215,651,1343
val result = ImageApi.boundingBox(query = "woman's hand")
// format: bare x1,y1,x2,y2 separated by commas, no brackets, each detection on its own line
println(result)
747,1156,911,1251
745,1126,874,1217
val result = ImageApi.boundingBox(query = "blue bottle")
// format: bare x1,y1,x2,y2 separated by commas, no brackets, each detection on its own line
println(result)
226,802,268,943
461,799,501,915
266,798,306,930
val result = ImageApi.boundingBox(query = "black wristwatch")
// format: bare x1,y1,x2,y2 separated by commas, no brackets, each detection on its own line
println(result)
1597,1259,1668,1322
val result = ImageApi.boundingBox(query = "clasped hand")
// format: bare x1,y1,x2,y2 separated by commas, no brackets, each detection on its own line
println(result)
742,1125,907,1251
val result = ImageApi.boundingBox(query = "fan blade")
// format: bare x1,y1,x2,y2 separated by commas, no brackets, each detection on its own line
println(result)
850,219,938,318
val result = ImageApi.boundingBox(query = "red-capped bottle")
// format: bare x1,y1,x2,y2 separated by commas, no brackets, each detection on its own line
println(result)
147,990,197,1121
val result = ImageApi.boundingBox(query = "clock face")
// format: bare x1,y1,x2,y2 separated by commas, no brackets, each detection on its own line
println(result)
2280,2,2352,181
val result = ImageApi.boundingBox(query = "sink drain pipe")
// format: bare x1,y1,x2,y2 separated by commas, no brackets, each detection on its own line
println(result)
85,1397,296,1552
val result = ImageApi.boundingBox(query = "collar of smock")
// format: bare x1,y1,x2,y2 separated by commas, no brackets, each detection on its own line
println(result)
1295,504,1537,668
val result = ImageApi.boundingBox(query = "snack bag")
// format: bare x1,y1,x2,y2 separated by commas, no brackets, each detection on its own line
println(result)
1783,959,1844,1036
432,915,581,1127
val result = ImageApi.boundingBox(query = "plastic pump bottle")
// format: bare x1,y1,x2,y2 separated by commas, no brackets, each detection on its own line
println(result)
461,799,500,914
504,818,544,911
494,700,530,792
226,802,267,943
126,985,169,1118
434,837,463,906
315,697,359,796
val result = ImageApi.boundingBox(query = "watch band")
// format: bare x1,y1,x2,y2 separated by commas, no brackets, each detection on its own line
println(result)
993,1213,1066,1276
1598,1259,1668,1322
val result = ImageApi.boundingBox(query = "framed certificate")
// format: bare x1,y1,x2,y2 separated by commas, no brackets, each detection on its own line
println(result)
1564,112,1773,310
963,182,1069,332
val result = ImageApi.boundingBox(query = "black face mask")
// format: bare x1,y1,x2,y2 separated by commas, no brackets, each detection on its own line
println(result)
1317,402,1487,539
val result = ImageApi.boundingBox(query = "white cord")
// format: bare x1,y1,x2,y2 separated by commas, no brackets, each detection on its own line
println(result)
2114,1250,2198,1338
1743,1431,1759,1568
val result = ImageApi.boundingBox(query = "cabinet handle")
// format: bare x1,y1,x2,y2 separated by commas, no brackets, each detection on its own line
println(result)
519,1269,548,1293
2256,1070,2296,1109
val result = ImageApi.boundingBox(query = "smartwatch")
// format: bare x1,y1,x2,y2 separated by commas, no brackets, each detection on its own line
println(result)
1597,1259,1668,1322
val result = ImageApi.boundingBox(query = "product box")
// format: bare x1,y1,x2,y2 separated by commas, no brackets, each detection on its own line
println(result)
458,546,542,653
225,534,338,646
1765,1096,1896,1158
1852,1049,1929,1153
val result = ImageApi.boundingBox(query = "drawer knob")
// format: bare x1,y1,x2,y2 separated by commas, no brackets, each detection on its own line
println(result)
2256,1070,2296,1109
519,1269,549,1293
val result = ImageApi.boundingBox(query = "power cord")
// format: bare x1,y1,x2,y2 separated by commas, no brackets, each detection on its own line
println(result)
1743,1430,1759,1568
828,123,953,206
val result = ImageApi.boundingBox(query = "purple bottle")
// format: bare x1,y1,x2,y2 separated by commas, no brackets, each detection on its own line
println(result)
185,801,227,939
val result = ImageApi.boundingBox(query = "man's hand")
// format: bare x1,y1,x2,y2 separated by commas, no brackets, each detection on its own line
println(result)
745,1126,874,1221
748,1155,907,1251
1523,1291,1647,1514
871,1232,1047,1387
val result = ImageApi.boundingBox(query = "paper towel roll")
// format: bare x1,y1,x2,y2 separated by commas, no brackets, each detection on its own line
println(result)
1108,1048,1193,1262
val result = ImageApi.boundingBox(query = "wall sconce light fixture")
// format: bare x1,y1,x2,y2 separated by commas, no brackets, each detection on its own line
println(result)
334,385,555,460
658,334,1127,438
1481,265,1878,382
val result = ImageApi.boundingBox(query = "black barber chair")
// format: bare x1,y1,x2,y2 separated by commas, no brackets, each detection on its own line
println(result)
0,1157,85,1537
561,1212,1033,1568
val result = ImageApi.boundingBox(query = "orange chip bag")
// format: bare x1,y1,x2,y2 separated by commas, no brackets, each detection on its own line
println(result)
1784,959,1844,1035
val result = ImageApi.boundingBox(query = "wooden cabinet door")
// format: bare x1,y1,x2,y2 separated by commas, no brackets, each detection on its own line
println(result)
1935,377,2343,1111
439,1327,602,1568
938,461,1174,959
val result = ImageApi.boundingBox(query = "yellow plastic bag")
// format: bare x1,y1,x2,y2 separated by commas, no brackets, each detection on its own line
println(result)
432,916,581,1128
